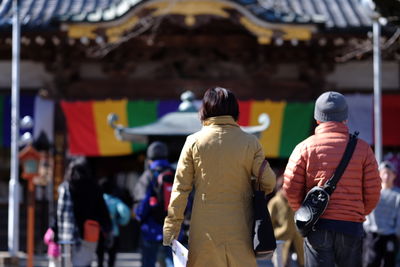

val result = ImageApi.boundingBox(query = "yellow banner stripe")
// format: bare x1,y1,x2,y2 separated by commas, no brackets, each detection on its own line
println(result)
250,100,286,158
93,99,132,156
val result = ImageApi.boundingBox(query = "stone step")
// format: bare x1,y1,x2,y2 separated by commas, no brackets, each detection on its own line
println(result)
18,252,143,267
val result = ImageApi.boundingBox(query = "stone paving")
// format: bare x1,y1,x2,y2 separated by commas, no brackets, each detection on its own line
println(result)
18,253,142,267
17,253,276,267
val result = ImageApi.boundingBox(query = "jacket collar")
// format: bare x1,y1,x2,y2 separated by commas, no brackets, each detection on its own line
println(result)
315,121,349,135
203,116,239,127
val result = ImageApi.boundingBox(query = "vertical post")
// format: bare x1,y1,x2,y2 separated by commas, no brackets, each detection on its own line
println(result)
8,0,21,257
373,18,382,163
45,151,55,226
27,179,35,267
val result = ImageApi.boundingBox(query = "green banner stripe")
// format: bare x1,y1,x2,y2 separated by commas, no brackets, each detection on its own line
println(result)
279,102,315,158
127,100,158,152
0,95,3,147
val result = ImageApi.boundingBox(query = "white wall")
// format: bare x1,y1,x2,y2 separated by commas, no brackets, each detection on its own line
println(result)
327,61,399,90
1,60,397,91
0,61,52,89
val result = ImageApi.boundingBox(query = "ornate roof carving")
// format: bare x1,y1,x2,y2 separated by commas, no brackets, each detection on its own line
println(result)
0,0,375,30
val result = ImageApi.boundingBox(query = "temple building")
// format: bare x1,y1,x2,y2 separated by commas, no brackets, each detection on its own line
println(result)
0,0,399,252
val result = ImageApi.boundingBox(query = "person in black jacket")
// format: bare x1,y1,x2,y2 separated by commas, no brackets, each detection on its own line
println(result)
60,157,112,267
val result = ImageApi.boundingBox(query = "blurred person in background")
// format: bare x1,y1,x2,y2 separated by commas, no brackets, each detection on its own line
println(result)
97,178,131,267
268,176,304,267
57,157,112,267
363,161,400,267
134,141,175,267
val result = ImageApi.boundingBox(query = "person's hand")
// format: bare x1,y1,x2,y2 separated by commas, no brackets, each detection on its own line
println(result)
163,232,176,246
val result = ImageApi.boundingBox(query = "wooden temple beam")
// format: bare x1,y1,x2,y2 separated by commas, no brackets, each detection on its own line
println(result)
133,34,258,48
58,78,313,101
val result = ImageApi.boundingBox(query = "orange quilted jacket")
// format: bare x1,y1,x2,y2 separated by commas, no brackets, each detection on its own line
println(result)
283,121,381,222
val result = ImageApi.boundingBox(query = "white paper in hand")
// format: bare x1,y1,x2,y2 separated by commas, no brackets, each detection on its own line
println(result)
172,240,188,267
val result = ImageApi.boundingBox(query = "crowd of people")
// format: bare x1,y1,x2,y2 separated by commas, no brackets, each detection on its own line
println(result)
45,88,400,267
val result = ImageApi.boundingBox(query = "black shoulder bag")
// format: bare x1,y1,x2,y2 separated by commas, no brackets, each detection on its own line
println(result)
294,132,359,237
252,160,276,259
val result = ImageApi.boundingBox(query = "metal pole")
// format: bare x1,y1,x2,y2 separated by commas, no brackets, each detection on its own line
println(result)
8,0,21,256
373,18,383,164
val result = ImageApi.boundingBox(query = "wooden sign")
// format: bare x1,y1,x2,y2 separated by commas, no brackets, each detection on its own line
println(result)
19,145,41,179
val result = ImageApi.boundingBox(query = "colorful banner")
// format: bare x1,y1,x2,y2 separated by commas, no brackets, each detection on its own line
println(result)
61,99,315,158
3,95,35,147
280,102,315,157
1,93,389,158
61,100,163,156
33,96,55,144
346,94,373,144
0,95,54,148
346,94,400,146
239,101,314,158
127,100,159,152
382,94,400,146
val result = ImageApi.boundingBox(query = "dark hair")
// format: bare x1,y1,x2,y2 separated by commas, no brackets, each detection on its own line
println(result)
99,177,114,195
199,87,239,121
65,157,93,190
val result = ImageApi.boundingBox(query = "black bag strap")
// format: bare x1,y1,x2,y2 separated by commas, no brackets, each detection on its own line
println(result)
254,160,268,191
323,131,359,195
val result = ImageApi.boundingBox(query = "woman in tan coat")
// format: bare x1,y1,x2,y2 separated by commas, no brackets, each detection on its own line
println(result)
163,87,276,267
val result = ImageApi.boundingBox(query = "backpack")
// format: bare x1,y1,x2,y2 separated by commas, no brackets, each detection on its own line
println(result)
115,198,131,226
148,166,175,224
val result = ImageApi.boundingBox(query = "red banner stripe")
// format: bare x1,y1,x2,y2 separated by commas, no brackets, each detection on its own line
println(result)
382,95,400,146
61,101,100,156
238,100,251,126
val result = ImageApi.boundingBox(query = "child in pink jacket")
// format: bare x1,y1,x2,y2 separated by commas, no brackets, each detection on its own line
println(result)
44,227,61,267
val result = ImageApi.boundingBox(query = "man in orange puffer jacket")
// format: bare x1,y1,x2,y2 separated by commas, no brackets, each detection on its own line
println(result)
283,91,381,267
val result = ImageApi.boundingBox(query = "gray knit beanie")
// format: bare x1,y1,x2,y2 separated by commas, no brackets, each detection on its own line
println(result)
379,161,397,173
147,141,168,160
314,91,348,122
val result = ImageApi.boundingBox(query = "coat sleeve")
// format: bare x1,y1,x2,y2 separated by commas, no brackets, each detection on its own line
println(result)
251,139,276,194
267,198,279,229
283,142,307,211
362,146,381,215
163,135,195,245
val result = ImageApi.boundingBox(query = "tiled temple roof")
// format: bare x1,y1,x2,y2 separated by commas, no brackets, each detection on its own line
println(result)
0,0,375,31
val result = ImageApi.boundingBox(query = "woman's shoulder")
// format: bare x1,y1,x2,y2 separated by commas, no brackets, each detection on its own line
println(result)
239,130,262,147
185,131,202,146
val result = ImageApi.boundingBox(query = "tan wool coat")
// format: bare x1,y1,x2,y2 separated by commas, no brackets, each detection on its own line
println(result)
163,116,276,267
